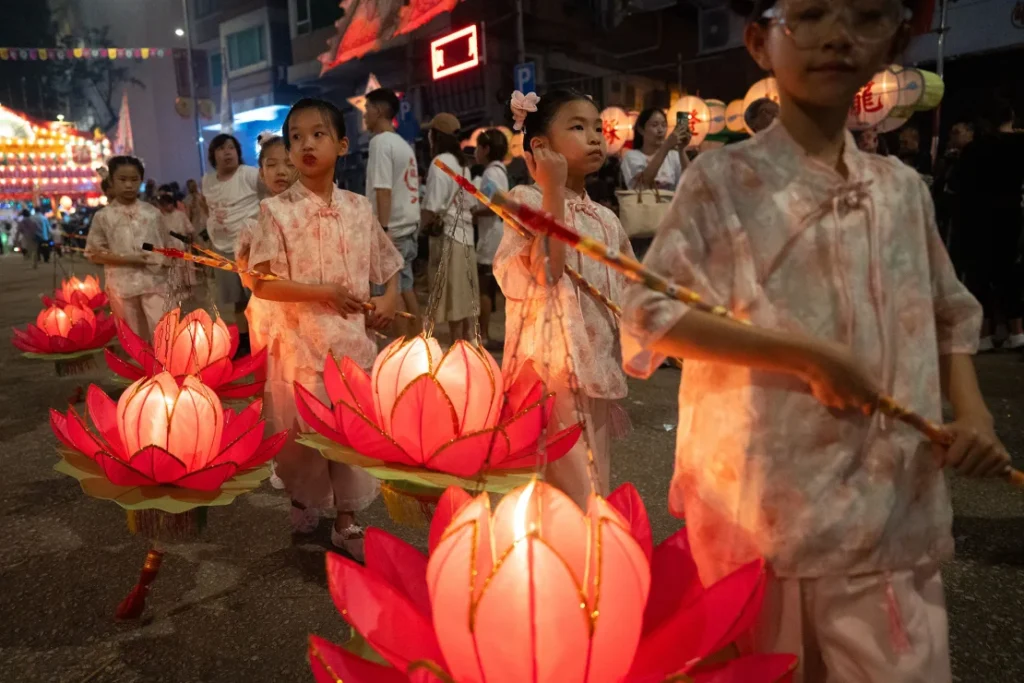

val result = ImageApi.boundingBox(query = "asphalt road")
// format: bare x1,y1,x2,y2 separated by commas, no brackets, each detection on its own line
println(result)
1,253,1022,682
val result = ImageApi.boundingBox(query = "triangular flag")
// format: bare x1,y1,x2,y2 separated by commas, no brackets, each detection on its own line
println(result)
140,48,149,59
73,48,83,58
108,48,117,59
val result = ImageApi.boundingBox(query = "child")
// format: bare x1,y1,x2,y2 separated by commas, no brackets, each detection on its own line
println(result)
619,2,1011,681
86,156,168,340
156,184,198,295
472,129,511,351
421,112,479,342
493,89,635,509
248,98,404,559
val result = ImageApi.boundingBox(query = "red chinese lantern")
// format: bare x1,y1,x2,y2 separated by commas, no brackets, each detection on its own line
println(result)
295,336,581,478
599,106,631,156
50,373,286,490
12,303,115,354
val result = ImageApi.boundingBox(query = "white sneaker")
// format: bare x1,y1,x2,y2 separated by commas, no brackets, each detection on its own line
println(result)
289,503,319,534
1005,333,1024,350
331,524,365,563
978,336,995,352
270,472,285,490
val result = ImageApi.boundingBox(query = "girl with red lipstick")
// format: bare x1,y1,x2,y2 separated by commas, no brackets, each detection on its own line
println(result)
247,99,404,560
621,1,1010,681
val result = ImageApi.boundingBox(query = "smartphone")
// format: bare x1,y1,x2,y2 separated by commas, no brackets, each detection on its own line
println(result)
676,111,690,127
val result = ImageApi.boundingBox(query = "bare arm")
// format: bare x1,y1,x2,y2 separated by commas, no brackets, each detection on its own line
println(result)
375,189,392,230
251,262,331,303
88,251,148,267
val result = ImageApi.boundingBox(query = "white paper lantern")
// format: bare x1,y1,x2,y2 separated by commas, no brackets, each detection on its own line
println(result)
705,99,727,135
725,99,746,133
877,66,945,133
667,96,712,148
847,68,899,131
600,106,632,155
742,78,780,134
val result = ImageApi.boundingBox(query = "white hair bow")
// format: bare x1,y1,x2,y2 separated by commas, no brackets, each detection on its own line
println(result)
510,90,540,132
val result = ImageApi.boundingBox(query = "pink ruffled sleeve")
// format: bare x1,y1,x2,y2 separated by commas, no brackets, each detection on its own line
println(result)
492,184,548,301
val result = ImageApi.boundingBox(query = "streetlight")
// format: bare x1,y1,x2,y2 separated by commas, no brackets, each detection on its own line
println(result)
175,28,185,37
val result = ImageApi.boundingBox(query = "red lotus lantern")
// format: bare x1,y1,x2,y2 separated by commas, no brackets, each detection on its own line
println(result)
308,483,797,683
295,336,581,478
13,303,115,355
45,275,108,309
105,308,266,399
51,372,286,491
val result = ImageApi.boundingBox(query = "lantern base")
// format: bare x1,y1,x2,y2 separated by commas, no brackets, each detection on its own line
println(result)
380,482,440,528
54,353,98,376
126,507,207,542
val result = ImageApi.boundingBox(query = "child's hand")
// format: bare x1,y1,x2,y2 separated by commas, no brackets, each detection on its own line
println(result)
941,415,1011,477
526,143,567,192
328,283,363,315
798,340,881,414
367,294,397,331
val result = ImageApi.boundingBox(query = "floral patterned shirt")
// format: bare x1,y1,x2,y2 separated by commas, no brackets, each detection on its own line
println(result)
494,184,635,399
249,182,403,373
620,123,982,580
86,201,167,298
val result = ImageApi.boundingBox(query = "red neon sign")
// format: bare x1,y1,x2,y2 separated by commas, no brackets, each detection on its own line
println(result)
430,24,480,81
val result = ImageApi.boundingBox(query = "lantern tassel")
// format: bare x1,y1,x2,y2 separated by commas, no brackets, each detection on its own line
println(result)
115,546,164,621
380,483,437,528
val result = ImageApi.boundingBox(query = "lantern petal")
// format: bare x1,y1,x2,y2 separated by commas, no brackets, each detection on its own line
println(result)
227,323,240,359
643,528,701,637
390,375,460,463
25,324,52,350
607,483,654,562
691,654,798,683
104,348,145,381
427,486,473,555
151,308,180,364
227,347,267,383
295,382,348,445
66,321,92,347
64,407,108,460
504,375,545,419
96,450,160,486
94,316,116,347
49,409,77,451
326,355,376,420
210,422,265,467
426,427,510,477
498,422,582,470
499,396,549,458
11,327,38,352
220,399,263,448
337,400,417,465
116,318,151,366
372,336,444,432
126,445,190,483
308,634,411,683
86,385,127,459
166,378,224,470
216,380,266,400
172,462,238,490
248,430,288,467
433,341,503,433
364,528,431,618
199,357,233,388
326,552,444,672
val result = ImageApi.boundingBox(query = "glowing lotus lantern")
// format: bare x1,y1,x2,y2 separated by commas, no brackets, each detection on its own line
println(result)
51,372,286,491
600,106,631,155
48,274,108,309
668,95,712,148
725,99,746,133
13,303,115,355
296,336,581,478
308,483,797,683
847,68,899,131
705,98,727,135
105,308,266,399
742,77,780,134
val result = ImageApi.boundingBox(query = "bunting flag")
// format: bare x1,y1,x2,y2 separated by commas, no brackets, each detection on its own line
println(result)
0,47,168,61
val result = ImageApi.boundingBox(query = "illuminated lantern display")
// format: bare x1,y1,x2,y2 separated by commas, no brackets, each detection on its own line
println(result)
742,77,780,134
877,66,945,133
295,336,581,478
50,373,286,491
626,111,639,142
667,95,712,148
465,126,487,150
105,309,266,399
705,98,727,135
847,68,899,131
725,99,746,133
308,483,797,683
59,195,73,211
12,304,115,355
599,106,631,155
47,274,108,309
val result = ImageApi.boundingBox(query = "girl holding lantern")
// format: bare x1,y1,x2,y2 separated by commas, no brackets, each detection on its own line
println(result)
247,99,404,558
493,89,635,509
620,1,1010,681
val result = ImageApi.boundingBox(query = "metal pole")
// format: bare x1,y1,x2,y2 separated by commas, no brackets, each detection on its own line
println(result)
930,0,949,165
182,0,205,177
515,0,525,64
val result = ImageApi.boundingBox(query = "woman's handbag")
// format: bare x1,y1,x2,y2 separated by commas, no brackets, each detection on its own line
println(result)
615,184,673,239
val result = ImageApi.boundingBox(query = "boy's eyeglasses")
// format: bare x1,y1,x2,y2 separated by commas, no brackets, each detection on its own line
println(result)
761,0,910,49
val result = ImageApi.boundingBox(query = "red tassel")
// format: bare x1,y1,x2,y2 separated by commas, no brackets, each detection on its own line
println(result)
115,547,164,620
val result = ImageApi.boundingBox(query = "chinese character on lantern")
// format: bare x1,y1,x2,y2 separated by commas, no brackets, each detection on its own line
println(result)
851,80,885,116
847,68,898,131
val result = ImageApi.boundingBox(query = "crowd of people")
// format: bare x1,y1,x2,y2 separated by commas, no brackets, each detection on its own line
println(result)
60,0,1024,679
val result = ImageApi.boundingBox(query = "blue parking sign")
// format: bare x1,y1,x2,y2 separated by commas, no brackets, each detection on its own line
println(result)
514,62,536,94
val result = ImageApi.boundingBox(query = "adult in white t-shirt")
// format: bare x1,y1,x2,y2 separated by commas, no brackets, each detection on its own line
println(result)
421,113,478,342
619,107,691,192
364,88,421,335
470,129,510,350
202,133,261,349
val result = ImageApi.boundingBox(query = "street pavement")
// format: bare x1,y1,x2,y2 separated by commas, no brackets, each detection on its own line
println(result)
1,253,1022,682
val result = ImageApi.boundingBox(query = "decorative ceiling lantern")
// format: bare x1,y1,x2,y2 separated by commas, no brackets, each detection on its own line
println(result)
667,95,712,148
105,309,266,400
13,303,114,355
742,78,780,134
51,274,107,309
308,483,798,683
295,337,581,478
705,98,727,135
877,66,945,133
51,373,286,490
847,68,899,131
599,106,631,156
725,99,746,133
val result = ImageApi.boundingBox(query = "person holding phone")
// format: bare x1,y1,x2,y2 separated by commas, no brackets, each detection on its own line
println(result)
620,107,692,192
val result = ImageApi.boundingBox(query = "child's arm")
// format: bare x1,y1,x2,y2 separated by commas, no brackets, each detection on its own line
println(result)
85,213,147,267
523,144,567,284
368,274,400,331
251,263,362,314
939,354,1010,477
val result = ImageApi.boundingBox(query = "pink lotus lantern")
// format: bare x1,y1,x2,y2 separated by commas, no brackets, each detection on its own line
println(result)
50,372,286,491
105,308,266,399
295,336,581,478
308,483,797,683
48,274,108,309
13,303,115,355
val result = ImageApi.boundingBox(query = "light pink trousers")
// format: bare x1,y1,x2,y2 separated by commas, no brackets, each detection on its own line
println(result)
109,292,165,342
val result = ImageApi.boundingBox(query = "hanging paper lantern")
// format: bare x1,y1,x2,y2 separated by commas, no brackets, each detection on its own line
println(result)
48,274,107,309
847,68,899,131
308,483,796,683
50,373,286,491
12,303,115,354
59,195,73,211
667,95,712,148
877,66,945,133
105,309,266,400
464,126,487,150
705,98,727,135
742,78,780,134
626,111,639,142
599,106,631,156
295,336,581,478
